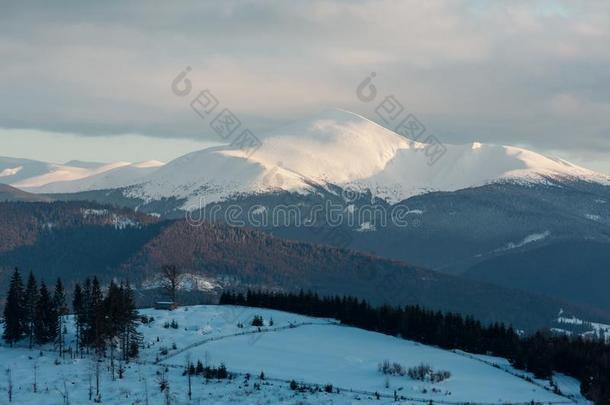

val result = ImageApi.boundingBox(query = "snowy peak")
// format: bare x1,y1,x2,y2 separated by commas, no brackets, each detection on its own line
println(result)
219,108,608,190
126,109,414,205
238,109,412,182
127,109,610,207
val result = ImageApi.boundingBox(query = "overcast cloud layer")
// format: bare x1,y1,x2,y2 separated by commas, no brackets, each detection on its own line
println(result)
1,1,609,172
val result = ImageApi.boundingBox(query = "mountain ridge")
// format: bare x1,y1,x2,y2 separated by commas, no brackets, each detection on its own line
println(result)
3,109,609,208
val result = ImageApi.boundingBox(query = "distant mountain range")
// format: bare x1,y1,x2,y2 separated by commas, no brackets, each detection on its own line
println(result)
0,156,163,193
2,109,609,321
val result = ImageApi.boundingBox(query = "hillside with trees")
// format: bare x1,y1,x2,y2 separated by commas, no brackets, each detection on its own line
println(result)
1,201,609,332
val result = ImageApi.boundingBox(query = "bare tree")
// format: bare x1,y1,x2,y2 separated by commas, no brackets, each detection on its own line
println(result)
56,376,70,405
186,353,192,400
118,360,125,379
33,361,38,393
6,367,12,403
94,356,101,403
88,374,92,401
63,378,70,405
160,265,180,303
164,383,172,405
109,340,116,381
144,376,149,405
157,367,170,404
138,366,150,405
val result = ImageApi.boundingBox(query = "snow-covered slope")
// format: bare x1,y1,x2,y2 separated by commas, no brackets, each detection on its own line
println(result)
23,160,164,193
123,109,610,208
0,305,588,404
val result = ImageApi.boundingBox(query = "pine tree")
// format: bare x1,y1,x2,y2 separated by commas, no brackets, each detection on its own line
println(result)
34,281,54,344
2,268,25,346
24,271,39,349
53,278,67,355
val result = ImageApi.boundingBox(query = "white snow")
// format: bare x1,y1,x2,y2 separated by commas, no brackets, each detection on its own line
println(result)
406,209,424,215
0,166,22,177
476,231,551,257
112,215,138,229
81,208,109,217
496,231,551,252
584,213,601,221
0,305,589,404
356,221,376,232
251,206,267,215
80,208,140,229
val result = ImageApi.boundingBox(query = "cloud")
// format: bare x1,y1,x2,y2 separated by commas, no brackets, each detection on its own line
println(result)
0,0,609,171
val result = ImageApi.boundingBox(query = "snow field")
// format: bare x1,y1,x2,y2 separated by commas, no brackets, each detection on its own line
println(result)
0,305,589,404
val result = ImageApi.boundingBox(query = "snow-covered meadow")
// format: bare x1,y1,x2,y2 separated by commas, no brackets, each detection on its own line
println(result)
0,305,589,404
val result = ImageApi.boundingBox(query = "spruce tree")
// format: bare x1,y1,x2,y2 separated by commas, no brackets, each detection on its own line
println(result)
72,283,84,352
81,278,92,348
2,268,25,346
104,281,121,340
34,281,53,344
123,282,142,360
53,278,67,355
102,281,120,363
24,271,39,349
90,277,105,353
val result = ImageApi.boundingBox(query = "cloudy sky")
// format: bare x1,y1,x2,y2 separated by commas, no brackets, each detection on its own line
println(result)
1,0,609,173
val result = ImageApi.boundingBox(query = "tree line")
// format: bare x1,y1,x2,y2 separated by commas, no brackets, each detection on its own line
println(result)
2,268,141,361
2,268,67,350
220,290,610,403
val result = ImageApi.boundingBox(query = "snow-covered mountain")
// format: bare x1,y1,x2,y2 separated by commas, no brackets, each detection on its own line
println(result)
124,109,610,208
4,109,609,208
